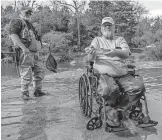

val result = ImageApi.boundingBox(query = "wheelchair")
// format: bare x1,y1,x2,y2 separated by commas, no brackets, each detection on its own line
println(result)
78,61,158,132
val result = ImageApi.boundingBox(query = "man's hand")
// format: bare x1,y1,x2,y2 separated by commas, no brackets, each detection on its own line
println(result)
10,34,30,54
95,48,111,55
85,46,111,55
85,46,95,54
103,49,111,55
104,49,129,59
23,48,30,54
104,49,116,57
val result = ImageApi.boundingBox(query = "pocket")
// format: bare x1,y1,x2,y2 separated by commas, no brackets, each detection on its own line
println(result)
34,54,38,61
36,41,42,50
28,39,37,52
20,54,34,67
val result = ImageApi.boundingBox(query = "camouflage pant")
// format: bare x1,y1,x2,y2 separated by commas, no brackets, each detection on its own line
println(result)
98,74,145,110
20,52,45,93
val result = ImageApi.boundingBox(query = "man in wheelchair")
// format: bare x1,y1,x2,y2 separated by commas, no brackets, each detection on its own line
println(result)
84,17,157,129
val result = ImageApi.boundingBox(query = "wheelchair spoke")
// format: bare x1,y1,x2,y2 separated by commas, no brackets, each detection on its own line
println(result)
86,83,92,117
79,74,98,118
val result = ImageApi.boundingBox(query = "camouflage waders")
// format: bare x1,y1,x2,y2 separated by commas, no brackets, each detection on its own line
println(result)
20,52,45,93
17,18,44,93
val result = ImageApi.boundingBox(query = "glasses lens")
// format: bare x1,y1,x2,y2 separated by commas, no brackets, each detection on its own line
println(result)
25,11,32,15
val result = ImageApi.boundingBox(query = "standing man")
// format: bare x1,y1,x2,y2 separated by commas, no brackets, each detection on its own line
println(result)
9,7,46,100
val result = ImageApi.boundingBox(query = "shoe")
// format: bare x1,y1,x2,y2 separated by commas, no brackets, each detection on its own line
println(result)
142,116,150,123
142,116,158,125
34,89,46,97
22,91,31,100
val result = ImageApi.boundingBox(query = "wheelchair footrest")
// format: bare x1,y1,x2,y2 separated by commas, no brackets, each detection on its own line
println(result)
137,121,158,128
105,125,128,132
105,120,158,133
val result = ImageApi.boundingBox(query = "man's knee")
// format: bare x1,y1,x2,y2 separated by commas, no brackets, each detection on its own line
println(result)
33,70,45,81
118,74,145,95
98,75,120,105
135,78,145,95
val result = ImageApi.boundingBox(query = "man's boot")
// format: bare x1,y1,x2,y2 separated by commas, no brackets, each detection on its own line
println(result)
34,89,46,97
22,91,31,100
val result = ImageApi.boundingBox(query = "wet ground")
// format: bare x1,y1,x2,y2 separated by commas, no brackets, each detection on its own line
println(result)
1,61,162,140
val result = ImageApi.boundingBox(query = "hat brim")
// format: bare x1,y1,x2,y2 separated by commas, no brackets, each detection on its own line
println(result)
102,22,113,25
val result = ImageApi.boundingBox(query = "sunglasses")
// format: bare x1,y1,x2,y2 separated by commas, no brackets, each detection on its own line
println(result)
25,11,32,15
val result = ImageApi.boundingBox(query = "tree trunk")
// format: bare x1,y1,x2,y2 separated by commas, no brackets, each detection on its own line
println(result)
77,14,81,51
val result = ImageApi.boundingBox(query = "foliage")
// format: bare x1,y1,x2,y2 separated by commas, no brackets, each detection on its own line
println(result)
42,31,73,53
143,42,162,61
1,0,162,61
58,53,73,63
1,24,13,52
86,0,147,44
69,21,90,50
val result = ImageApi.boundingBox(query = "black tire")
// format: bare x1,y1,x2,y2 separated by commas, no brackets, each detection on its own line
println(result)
79,76,83,104
84,76,93,118
79,75,87,116
86,117,103,130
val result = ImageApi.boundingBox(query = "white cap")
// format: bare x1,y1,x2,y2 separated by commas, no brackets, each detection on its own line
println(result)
102,17,114,25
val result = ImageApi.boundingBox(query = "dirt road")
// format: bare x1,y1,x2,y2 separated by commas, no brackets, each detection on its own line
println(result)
1,62,162,140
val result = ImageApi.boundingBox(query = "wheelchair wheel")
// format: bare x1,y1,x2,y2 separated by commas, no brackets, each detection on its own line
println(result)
79,76,84,104
129,110,144,123
84,75,93,118
79,75,87,116
86,117,103,130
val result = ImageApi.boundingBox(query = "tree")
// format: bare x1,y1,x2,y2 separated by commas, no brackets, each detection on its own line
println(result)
87,0,147,45
51,0,86,51
151,16,162,34
17,0,36,8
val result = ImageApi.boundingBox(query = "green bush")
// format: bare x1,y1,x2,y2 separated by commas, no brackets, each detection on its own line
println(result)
143,41,162,61
42,31,73,53
58,53,73,63
1,24,13,51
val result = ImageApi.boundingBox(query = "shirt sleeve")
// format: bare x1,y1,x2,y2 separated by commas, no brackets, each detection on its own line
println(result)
9,19,22,35
90,37,100,49
116,37,131,55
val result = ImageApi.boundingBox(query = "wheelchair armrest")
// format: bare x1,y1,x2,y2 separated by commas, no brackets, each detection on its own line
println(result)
85,65,90,69
89,61,94,66
127,64,136,69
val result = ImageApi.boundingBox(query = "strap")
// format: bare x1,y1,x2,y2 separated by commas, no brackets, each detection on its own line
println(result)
96,37,100,48
14,48,21,77
18,18,28,30
114,36,122,50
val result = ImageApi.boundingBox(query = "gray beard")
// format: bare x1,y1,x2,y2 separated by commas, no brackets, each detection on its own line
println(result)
102,32,113,40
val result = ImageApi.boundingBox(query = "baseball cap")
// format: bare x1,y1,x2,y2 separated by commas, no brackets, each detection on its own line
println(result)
102,17,114,25
21,7,33,15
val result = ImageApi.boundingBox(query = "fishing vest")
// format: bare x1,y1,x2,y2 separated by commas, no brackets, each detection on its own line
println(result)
19,18,41,52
